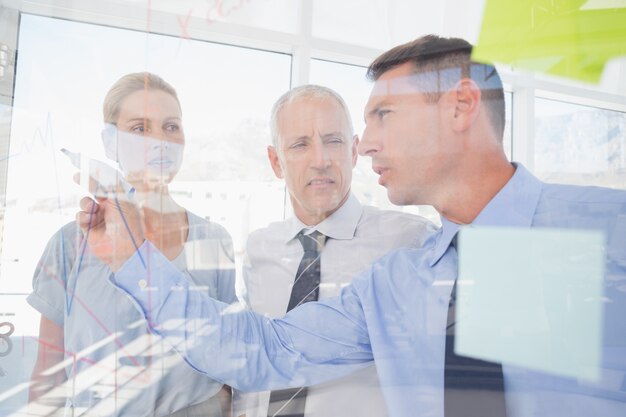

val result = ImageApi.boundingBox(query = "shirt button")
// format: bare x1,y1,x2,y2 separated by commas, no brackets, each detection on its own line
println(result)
138,279,147,289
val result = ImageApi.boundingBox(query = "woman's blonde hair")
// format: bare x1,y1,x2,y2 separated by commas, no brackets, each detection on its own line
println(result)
103,72,181,124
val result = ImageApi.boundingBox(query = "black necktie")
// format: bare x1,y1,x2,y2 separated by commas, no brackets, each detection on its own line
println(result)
267,231,326,417
444,236,508,417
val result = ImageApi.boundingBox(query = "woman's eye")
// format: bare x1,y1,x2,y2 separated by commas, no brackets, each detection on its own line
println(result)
165,123,180,132
131,125,146,133
378,109,391,119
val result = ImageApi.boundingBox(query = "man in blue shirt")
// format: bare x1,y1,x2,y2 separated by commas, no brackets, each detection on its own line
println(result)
78,35,626,417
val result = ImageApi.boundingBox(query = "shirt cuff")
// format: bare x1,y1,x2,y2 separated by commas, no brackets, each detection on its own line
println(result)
109,240,187,322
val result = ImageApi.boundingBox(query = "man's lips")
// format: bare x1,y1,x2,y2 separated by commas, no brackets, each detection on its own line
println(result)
307,178,335,186
373,166,389,185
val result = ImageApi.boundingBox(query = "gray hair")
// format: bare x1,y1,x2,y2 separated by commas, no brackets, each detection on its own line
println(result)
269,84,354,147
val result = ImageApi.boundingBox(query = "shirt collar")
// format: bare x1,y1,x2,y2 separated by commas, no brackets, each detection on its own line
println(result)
429,163,543,266
284,193,363,244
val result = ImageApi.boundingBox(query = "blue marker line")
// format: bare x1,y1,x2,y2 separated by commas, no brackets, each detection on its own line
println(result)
65,189,146,315
61,227,69,312
0,153,20,162
114,194,146,269
65,190,97,315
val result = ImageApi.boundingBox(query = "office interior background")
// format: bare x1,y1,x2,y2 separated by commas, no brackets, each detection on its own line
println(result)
0,0,624,414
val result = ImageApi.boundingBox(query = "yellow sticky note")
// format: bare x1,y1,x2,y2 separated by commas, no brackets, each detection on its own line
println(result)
473,0,626,83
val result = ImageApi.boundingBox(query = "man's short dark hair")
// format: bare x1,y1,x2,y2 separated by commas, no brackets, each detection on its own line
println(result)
367,35,506,139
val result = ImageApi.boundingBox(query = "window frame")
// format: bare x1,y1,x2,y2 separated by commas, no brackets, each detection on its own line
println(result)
1,0,626,209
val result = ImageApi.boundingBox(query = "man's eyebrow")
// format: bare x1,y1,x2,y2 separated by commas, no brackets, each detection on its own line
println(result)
364,100,391,123
321,131,345,139
364,106,377,123
283,134,310,144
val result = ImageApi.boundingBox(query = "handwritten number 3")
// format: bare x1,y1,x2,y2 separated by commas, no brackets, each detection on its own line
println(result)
0,322,14,357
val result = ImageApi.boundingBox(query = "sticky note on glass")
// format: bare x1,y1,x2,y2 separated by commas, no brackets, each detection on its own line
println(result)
473,0,626,83
456,227,605,381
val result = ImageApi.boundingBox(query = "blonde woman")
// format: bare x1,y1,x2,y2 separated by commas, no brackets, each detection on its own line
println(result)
28,73,235,417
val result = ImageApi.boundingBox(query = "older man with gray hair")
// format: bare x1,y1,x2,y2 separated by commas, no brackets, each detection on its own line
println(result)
233,84,435,417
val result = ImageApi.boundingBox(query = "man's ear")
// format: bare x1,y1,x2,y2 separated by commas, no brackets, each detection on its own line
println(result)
451,78,481,132
351,135,359,167
267,145,284,179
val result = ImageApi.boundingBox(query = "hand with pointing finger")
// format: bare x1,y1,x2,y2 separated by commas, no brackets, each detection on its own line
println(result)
76,195,145,271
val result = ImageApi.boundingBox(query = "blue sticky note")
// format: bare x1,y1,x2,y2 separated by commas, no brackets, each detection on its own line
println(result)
456,227,605,381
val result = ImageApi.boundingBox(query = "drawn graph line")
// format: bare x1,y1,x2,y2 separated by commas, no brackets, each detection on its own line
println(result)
64,196,96,316
66,188,146,316
31,335,168,385
0,112,57,163
28,333,187,410
176,8,193,39
32,336,101,369
113,194,147,268
21,332,181,414
39,262,145,372
205,0,259,25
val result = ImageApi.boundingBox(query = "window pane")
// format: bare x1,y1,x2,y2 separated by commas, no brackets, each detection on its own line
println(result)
1,13,290,410
86,0,302,34
312,0,445,50
535,98,626,188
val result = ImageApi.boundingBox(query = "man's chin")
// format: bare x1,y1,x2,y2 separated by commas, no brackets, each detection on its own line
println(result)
387,189,412,206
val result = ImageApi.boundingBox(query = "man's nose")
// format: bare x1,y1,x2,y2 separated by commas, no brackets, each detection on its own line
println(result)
358,125,380,157
311,141,331,168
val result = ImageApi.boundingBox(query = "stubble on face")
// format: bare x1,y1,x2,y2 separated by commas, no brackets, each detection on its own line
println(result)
362,63,447,207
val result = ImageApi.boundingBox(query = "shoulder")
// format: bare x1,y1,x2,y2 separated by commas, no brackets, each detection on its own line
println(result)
535,183,626,264
58,220,81,238
540,182,626,205
42,221,82,253
244,219,293,265
247,218,290,245
361,204,434,226
358,205,438,245
187,210,233,242
536,182,626,220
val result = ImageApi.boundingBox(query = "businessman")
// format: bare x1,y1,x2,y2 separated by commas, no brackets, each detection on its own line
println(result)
78,35,626,417
235,84,434,417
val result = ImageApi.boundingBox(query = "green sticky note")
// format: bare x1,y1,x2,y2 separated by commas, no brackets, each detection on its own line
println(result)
456,227,605,381
473,0,626,83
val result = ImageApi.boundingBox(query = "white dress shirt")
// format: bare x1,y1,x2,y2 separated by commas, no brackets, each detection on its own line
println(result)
235,193,436,417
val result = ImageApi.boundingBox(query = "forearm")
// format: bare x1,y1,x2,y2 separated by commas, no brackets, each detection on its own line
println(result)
111,241,373,391
29,317,66,403
29,356,66,403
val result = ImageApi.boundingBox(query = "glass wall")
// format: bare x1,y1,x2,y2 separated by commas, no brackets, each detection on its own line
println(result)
535,98,626,188
0,1,624,417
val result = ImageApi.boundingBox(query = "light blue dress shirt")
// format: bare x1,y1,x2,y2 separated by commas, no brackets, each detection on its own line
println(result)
237,193,435,417
112,164,626,417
